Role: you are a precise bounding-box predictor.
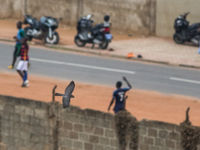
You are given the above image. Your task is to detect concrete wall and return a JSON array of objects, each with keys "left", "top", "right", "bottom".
[
  {"left": 1, "top": 0, "right": 200, "bottom": 37},
  {"left": 26, "top": 0, "right": 78, "bottom": 25},
  {"left": 0, "top": 95, "right": 200, "bottom": 150},
  {"left": 82, "top": 0, "right": 156, "bottom": 35},
  {"left": 0, "top": 0, "right": 24, "bottom": 18},
  {"left": 156, "top": 0, "right": 200, "bottom": 37},
  {"left": 0, "top": 0, "right": 156, "bottom": 35}
]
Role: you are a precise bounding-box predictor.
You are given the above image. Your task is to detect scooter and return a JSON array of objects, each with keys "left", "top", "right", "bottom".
[
  {"left": 74, "top": 14, "right": 112, "bottom": 49},
  {"left": 23, "top": 14, "right": 60, "bottom": 44},
  {"left": 173, "top": 12, "right": 200, "bottom": 45}
]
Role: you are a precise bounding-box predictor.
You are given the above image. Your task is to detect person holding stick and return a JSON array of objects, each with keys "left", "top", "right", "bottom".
[{"left": 108, "top": 76, "right": 132, "bottom": 114}]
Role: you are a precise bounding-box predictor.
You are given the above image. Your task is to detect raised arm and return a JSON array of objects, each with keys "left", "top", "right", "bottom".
[{"left": 123, "top": 76, "right": 132, "bottom": 89}]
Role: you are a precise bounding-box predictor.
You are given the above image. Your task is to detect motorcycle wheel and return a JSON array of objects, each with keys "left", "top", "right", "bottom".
[
  {"left": 173, "top": 34, "right": 184, "bottom": 44},
  {"left": 44, "top": 32, "right": 59, "bottom": 44},
  {"left": 24, "top": 27, "right": 33, "bottom": 41},
  {"left": 74, "top": 36, "right": 86, "bottom": 47},
  {"left": 99, "top": 40, "right": 109, "bottom": 49}
]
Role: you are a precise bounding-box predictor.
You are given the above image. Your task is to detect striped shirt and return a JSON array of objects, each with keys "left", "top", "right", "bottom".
[{"left": 20, "top": 44, "right": 29, "bottom": 61}]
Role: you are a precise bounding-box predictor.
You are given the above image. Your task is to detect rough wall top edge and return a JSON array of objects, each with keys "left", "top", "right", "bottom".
[{"left": 0, "top": 94, "right": 186, "bottom": 128}]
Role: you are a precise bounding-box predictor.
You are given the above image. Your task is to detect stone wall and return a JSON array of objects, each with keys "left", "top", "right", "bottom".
[
  {"left": 0, "top": 95, "right": 51, "bottom": 150},
  {"left": 0, "top": 95, "right": 200, "bottom": 150},
  {"left": 55, "top": 104, "right": 119, "bottom": 150},
  {"left": 138, "top": 120, "right": 182, "bottom": 150},
  {"left": 0, "top": 95, "right": 119, "bottom": 150}
]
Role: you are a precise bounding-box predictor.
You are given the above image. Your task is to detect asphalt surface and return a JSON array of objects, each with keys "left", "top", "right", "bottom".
[{"left": 1, "top": 42, "right": 200, "bottom": 98}]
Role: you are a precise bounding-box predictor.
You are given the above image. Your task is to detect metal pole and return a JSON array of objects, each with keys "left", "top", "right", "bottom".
[{"left": 52, "top": 85, "right": 57, "bottom": 102}]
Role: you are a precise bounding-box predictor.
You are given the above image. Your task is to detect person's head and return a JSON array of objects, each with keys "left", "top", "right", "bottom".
[
  {"left": 104, "top": 15, "right": 110, "bottom": 22},
  {"left": 16, "top": 21, "right": 22, "bottom": 29},
  {"left": 116, "top": 81, "right": 122, "bottom": 89}
]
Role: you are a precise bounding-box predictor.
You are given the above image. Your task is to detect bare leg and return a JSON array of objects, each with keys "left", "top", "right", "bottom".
[
  {"left": 11, "top": 44, "right": 21, "bottom": 67},
  {"left": 11, "top": 55, "right": 17, "bottom": 67}
]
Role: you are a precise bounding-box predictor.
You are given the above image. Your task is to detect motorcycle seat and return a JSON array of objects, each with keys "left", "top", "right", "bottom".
[
  {"left": 188, "top": 23, "right": 200, "bottom": 31},
  {"left": 91, "top": 24, "right": 104, "bottom": 34}
]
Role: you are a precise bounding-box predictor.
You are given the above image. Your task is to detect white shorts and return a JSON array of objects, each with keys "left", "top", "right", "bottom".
[{"left": 16, "top": 60, "right": 28, "bottom": 71}]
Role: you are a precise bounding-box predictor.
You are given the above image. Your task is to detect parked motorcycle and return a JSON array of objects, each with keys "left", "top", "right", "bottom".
[
  {"left": 23, "top": 15, "right": 59, "bottom": 44},
  {"left": 173, "top": 12, "right": 200, "bottom": 45},
  {"left": 74, "top": 14, "right": 112, "bottom": 49}
]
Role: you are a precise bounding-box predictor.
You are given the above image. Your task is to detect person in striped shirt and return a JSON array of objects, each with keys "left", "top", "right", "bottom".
[{"left": 16, "top": 38, "right": 29, "bottom": 87}]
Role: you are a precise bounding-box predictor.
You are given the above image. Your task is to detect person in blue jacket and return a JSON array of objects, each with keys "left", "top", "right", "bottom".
[
  {"left": 8, "top": 21, "right": 25, "bottom": 69},
  {"left": 108, "top": 76, "right": 132, "bottom": 114}
]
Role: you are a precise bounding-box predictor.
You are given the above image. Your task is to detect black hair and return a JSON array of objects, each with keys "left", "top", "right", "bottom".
[
  {"left": 116, "top": 81, "right": 122, "bottom": 88},
  {"left": 104, "top": 15, "right": 110, "bottom": 22},
  {"left": 17, "top": 21, "right": 22, "bottom": 29}
]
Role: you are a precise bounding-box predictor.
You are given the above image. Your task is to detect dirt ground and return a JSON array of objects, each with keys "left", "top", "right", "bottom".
[
  {"left": 0, "top": 19, "right": 200, "bottom": 127},
  {"left": 1, "top": 71, "right": 200, "bottom": 126}
]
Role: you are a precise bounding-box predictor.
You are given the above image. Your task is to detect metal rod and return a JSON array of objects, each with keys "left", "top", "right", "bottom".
[{"left": 52, "top": 85, "right": 57, "bottom": 102}]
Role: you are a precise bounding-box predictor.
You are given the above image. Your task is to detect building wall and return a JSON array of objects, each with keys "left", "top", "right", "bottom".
[
  {"left": 0, "top": 0, "right": 155, "bottom": 35},
  {"left": 1, "top": 0, "right": 200, "bottom": 37},
  {"left": 156, "top": 0, "right": 200, "bottom": 37},
  {"left": 26, "top": 0, "right": 78, "bottom": 25},
  {"left": 81, "top": 0, "right": 156, "bottom": 35},
  {"left": 0, "top": 0, "right": 24, "bottom": 18}
]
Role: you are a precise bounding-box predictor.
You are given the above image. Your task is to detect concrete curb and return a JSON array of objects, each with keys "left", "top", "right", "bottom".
[
  {"left": 1, "top": 38, "right": 200, "bottom": 69},
  {"left": 44, "top": 44, "right": 200, "bottom": 69}
]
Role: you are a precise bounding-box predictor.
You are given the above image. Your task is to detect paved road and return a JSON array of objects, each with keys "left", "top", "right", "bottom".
[{"left": 1, "top": 42, "right": 200, "bottom": 98}]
